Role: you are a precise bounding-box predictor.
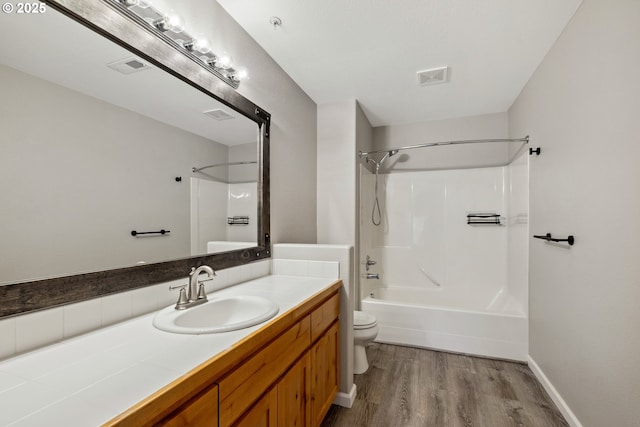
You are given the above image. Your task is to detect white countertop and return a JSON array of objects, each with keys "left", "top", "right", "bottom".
[{"left": 0, "top": 275, "right": 338, "bottom": 426}]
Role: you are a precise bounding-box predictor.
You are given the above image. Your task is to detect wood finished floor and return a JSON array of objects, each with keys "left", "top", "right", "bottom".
[{"left": 321, "top": 343, "right": 568, "bottom": 427}]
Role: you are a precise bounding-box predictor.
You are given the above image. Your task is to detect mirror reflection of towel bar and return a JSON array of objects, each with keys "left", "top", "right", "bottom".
[{"left": 131, "top": 229, "right": 170, "bottom": 236}]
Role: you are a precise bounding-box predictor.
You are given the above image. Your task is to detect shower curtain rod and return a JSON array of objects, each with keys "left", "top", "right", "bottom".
[
  {"left": 358, "top": 136, "right": 529, "bottom": 158},
  {"left": 192, "top": 160, "right": 257, "bottom": 173}
]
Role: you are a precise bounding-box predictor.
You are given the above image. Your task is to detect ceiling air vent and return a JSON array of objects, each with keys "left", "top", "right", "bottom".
[
  {"left": 203, "top": 109, "right": 235, "bottom": 121},
  {"left": 107, "top": 57, "right": 152, "bottom": 75},
  {"left": 417, "top": 66, "right": 449, "bottom": 86}
]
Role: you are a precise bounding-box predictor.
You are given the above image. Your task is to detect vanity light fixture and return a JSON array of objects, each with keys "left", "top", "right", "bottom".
[{"left": 110, "top": 0, "right": 247, "bottom": 88}]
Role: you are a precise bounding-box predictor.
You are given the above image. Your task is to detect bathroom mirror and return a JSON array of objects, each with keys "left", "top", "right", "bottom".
[{"left": 0, "top": 0, "right": 270, "bottom": 318}]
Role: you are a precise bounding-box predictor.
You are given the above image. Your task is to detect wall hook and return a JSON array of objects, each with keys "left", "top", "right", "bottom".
[
  {"left": 529, "top": 147, "right": 541, "bottom": 156},
  {"left": 533, "top": 233, "right": 574, "bottom": 246}
]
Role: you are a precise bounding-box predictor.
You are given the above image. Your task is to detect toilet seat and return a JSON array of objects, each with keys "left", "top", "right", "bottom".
[{"left": 354, "top": 310, "right": 377, "bottom": 329}]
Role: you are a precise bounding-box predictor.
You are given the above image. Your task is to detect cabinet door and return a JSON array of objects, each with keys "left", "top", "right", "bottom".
[
  {"left": 310, "top": 321, "right": 339, "bottom": 427},
  {"left": 277, "top": 352, "right": 311, "bottom": 427},
  {"left": 233, "top": 387, "right": 277, "bottom": 427},
  {"left": 157, "top": 384, "right": 219, "bottom": 427}
]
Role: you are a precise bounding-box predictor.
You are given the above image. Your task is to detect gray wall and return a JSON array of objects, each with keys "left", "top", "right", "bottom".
[
  {"left": 151, "top": 0, "right": 318, "bottom": 245},
  {"left": 317, "top": 100, "right": 357, "bottom": 246},
  {"left": 509, "top": 1, "right": 640, "bottom": 425}
]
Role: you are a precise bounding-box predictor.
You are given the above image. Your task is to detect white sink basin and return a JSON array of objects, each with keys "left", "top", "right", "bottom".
[{"left": 153, "top": 295, "right": 279, "bottom": 334}]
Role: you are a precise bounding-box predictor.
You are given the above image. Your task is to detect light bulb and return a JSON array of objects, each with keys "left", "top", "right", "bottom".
[
  {"left": 193, "top": 37, "right": 211, "bottom": 54},
  {"left": 155, "top": 10, "right": 185, "bottom": 33},
  {"left": 215, "top": 52, "right": 233, "bottom": 70},
  {"left": 165, "top": 13, "right": 184, "bottom": 33},
  {"left": 231, "top": 68, "right": 248, "bottom": 82}
]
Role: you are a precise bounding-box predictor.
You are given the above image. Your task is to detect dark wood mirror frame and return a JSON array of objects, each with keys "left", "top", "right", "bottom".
[{"left": 0, "top": 0, "right": 271, "bottom": 318}]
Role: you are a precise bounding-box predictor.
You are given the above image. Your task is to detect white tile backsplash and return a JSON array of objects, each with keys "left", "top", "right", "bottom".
[
  {"left": 15, "top": 309, "right": 63, "bottom": 354},
  {"left": 63, "top": 300, "right": 102, "bottom": 339},
  {"left": 307, "top": 261, "right": 324, "bottom": 277},
  {"left": 322, "top": 261, "right": 340, "bottom": 278},
  {"left": 0, "top": 260, "right": 273, "bottom": 361},
  {"left": 272, "top": 259, "right": 340, "bottom": 279},
  {"left": 101, "top": 293, "right": 133, "bottom": 327},
  {"left": 0, "top": 318, "right": 16, "bottom": 359},
  {"left": 130, "top": 285, "right": 161, "bottom": 317}
]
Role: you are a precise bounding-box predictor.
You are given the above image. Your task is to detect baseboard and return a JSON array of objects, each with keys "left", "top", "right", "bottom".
[
  {"left": 527, "top": 356, "right": 583, "bottom": 427},
  {"left": 333, "top": 384, "right": 357, "bottom": 408}
]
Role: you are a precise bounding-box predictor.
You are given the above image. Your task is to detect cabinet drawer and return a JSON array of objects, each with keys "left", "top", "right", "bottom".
[
  {"left": 156, "top": 383, "right": 218, "bottom": 427},
  {"left": 219, "top": 316, "right": 311, "bottom": 426},
  {"left": 310, "top": 292, "right": 339, "bottom": 343}
]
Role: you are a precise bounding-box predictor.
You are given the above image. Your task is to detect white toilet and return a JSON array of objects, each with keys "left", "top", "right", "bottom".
[{"left": 353, "top": 310, "right": 378, "bottom": 374}]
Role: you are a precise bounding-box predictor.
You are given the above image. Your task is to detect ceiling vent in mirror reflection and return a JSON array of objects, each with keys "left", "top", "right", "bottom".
[
  {"left": 417, "top": 66, "right": 449, "bottom": 86},
  {"left": 203, "top": 108, "right": 235, "bottom": 121},
  {"left": 107, "top": 56, "right": 153, "bottom": 75}
]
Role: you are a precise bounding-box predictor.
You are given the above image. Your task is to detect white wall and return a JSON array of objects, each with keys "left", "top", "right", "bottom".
[
  {"left": 151, "top": 0, "right": 318, "bottom": 245},
  {"left": 509, "top": 1, "right": 640, "bottom": 425}
]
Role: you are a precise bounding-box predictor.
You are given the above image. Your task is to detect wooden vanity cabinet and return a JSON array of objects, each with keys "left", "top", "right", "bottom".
[
  {"left": 310, "top": 321, "right": 339, "bottom": 426},
  {"left": 233, "top": 387, "right": 277, "bottom": 427},
  {"left": 229, "top": 291, "right": 340, "bottom": 427},
  {"left": 277, "top": 353, "right": 311, "bottom": 427},
  {"left": 156, "top": 384, "right": 219, "bottom": 427},
  {"left": 107, "top": 283, "right": 341, "bottom": 427}
]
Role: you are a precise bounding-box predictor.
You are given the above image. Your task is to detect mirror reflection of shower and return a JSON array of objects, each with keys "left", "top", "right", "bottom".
[{"left": 365, "top": 150, "right": 398, "bottom": 226}]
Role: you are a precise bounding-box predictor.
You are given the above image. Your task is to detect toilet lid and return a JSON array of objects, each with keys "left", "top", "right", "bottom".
[{"left": 354, "top": 310, "right": 377, "bottom": 328}]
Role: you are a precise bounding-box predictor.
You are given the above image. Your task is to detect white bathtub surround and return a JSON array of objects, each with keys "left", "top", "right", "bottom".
[
  {"left": 190, "top": 178, "right": 258, "bottom": 256},
  {"left": 359, "top": 157, "right": 528, "bottom": 360},
  {"left": 363, "top": 287, "right": 527, "bottom": 361},
  {"left": 273, "top": 244, "right": 356, "bottom": 408},
  {"left": 0, "top": 260, "right": 271, "bottom": 360},
  {"left": 0, "top": 275, "right": 337, "bottom": 426}
]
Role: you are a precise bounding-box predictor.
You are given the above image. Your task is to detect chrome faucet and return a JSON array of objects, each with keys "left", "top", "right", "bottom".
[{"left": 170, "top": 265, "right": 215, "bottom": 310}]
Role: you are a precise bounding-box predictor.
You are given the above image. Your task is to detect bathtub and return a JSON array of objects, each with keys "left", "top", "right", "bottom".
[{"left": 362, "top": 286, "right": 528, "bottom": 361}]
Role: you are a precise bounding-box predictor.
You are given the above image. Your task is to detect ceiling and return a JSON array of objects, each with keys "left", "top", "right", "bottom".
[{"left": 217, "top": 0, "right": 582, "bottom": 127}]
